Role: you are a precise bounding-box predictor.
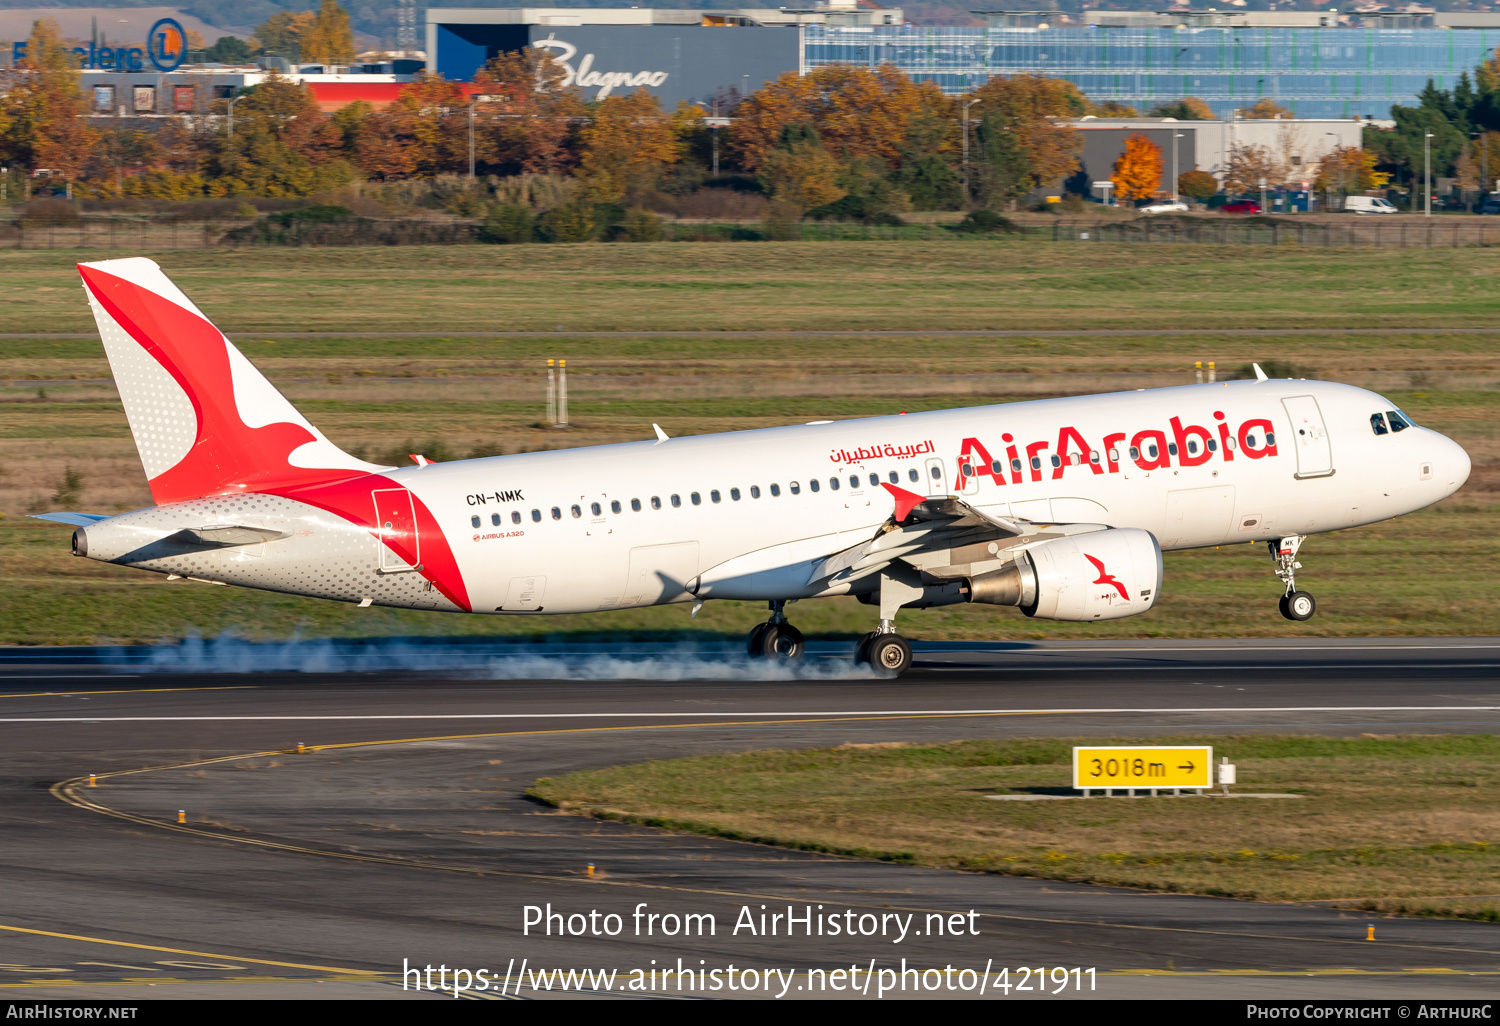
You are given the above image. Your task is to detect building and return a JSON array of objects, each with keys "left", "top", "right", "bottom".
[
  {"left": 1065, "top": 116, "right": 1367, "bottom": 200},
  {"left": 72, "top": 62, "right": 425, "bottom": 118},
  {"left": 426, "top": 6, "right": 1500, "bottom": 119}
]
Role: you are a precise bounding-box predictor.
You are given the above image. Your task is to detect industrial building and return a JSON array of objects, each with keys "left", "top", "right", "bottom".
[{"left": 427, "top": 5, "right": 1500, "bottom": 118}]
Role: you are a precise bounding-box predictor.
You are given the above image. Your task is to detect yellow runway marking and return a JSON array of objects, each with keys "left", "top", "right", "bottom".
[
  {"left": 0, "top": 924, "right": 376, "bottom": 976},
  {"left": 49, "top": 715, "right": 1500, "bottom": 966},
  {"left": 0, "top": 686, "right": 257, "bottom": 699}
]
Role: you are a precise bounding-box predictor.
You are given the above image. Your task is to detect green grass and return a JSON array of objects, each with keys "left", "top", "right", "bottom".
[
  {"left": 530, "top": 734, "right": 1500, "bottom": 913},
  {"left": 8, "top": 240, "right": 1500, "bottom": 332}
]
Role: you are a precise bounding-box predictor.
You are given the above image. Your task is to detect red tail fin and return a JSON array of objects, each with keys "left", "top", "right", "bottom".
[{"left": 79, "top": 258, "right": 384, "bottom": 505}]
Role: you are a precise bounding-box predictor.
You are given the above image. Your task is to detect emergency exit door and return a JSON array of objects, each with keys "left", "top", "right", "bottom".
[
  {"left": 1281, "top": 396, "right": 1334, "bottom": 479},
  {"left": 372, "top": 488, "right": 420, "bottom": 571}
]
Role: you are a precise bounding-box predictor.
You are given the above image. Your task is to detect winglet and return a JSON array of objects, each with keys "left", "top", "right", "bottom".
[
  {"left": 409, "top": 454, "right": 432, "bottom": 466},
  {"left": 880, "top": 482, "right": 926, "bottom": 522},
  {"left": 652, "top": 423, "right": 669, "bottom": 443},
  {"left": 1252, "top": 363, "right": 1269, "bottom": 381}
]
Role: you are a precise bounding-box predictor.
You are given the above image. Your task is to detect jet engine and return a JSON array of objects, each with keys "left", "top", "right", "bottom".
[{"left": 966, "top": 528, "right": 1162, "bottom": 622}]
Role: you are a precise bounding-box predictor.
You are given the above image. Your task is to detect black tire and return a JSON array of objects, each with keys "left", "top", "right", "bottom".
[
  {"left": 1284, "top": 590, "right": 1316, "bottom": 621},
  {"left": 1278, "top": 594, "right": 1292, "bottom": 620},
  {"left": 746, "top": 622, "right": 772, "bottom": 658},
  {"left": 866, "top": 634, "right": 912, "bottom": 677},
  {"left": 853, "top": 631, "right": 878, "bottom": 664},
  {"left": 760, "top": 623, "right": 805, "bottom": 661}
]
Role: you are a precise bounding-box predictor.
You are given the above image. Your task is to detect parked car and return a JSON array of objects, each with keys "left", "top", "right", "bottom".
[
  {"left": 1137, "top": 199, "right": 1189, "bottom": 214},
  {"left": 1344, "top": 196, "right": 1400, "bottom": 215},
  {"left": 1480, "top": 198, "right": 1500, "bottom": 215},
  {"left": 1220, "top": 200, "right": 1263, "bottom": 213}
]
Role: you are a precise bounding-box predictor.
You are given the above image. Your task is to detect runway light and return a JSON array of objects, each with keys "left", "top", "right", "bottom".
[
  {"left": 297, "top": 742, "right": 306, "bottom": 754},
  {"left": 177, "top": 810, "right": 186, "bottom": 824},
  {"left": 1366, "top": 924, "right": 1376, "bottom": 941},
  {"left": 586, "top": 864, "right": 595, "bottom": 877},
  {"left": 88, "top": 773, "right": 96, "bottom": 787}
]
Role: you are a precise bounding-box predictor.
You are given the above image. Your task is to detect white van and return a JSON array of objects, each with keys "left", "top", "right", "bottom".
[{"left": 1344, "top": 196, "right": 1400, "bottom": 214}]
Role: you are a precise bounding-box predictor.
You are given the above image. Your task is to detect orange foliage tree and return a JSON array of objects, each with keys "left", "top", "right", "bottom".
[
  {"left": 355, "top": 75, "right": 472, "bottom": 179},
  {"left": 0, "top": 18, "right": 96, "bottom": 181},
  {"left": 474, "top": 49, "right": 584, "bottom": 175},
  {"left": 1111, "top": 133, "right": 1163, "bottom": 202},
  {"left": 576, "top": 90, "right": 697, "bottom": 201},
  {"left": 729, "top": 64, "right": 952, "bottom": 172}
]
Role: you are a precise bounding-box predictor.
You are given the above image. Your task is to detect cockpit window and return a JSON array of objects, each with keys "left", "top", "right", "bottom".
[
  {"left": 1370, "top": 412, "right": 1389, "bottom": 436},
  {"left": 1386, "top": 409, "right": 1411, "bottom": 432}
]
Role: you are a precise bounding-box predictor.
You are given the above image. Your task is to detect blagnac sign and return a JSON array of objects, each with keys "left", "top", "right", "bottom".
[{"left": 532, "top": 34, "right": 668, "bottom": 98}]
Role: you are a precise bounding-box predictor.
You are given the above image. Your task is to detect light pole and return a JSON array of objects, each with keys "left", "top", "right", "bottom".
[
  {"left": 961, "top": 98, "right": 981, "bottom": 201},
  {"left": 705, "top": 115, "right": 731, "bottom": 178},
  {"left": 1472, "top": 130, "right": 1489, "bottom": 210},
  {"left": 226, "top": 91, "right": 243, "bottom": 139},
  {"left": 1424, "top": 131, "right": 1435, "bottom": 216},
  {"left": 1171, "top": 132, "right": 1184, "bottom": 202}
]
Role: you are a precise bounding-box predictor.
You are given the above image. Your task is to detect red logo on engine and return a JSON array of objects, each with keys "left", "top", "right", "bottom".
[{"left": 1085, "top": 554, "right": 1130, "bottom": 601}]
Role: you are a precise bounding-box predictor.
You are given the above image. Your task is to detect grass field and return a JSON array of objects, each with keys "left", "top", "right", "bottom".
[
  {"left": 530, "top": 734, "right": 1500, "bottom": 918},
  {"left": 1, "top": 239, "right": 1497, "bottom": 644}
]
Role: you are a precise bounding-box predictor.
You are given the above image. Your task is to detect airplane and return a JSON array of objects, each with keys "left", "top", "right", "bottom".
[{"left": 35, "top": 257, "right": 1472, "bottom": 677}]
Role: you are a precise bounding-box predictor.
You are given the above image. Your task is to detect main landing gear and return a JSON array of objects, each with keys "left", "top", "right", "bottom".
[
  {"left": 1270, "top": 535, "right": 1317, "bottom": 622},
  {"left": 747, "top": 600, "right": 805, "bottom": 661},
  {"left": 855, "top": 621, "right": 913, "bottom": 677}
]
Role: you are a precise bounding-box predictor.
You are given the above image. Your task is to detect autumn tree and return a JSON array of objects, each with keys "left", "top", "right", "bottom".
[
  {"left": 255, "top": 10, "right": 316, "bottom": 58},
  {"left": 355, "top": 75, "right": 471, "bottom": 179},
  {"left": 300, "top": 0, "right": 355, "bottom": 65},
  {"left": 1177, "top": 168, "right": 1219, "bottom": 201},
  {"left": 204, "top": 72, "right": 352, "bottom": 195},
  {"left": 474, "top": 49, "right": 583, "bottom": 175},
  {"left": 729, "top": 64, "right": 951, "bottom": 173},
  {"left": 759, "top": 122, "right": 846, "bottom": 213},
  {"left": 1090, "top": 100, "right": 1139, "bottom": 117},
  {"left": 1223, "top": 142, "right": 1284, "bottom": 193},
  {"left": 576, "top": 90, "right": 698, "bottom": 203},
  {"left": 1111, "top": 133, "right": 1162, "bottom": 202},
  {"left": 1313, "top": 144, "right": 1391, "bottom": 193},
  {"left": 1149, "top": 97, "right": 1214, "bottom": 120},
  {"left": 1243, "top": 97, "right": 1292, "bottom": 119},
  {"left": 0, "top": 18, "right": 95, "bottom": 181},
  {"left": 964, "top": 74, "right": 1085, "bottom": 194}
]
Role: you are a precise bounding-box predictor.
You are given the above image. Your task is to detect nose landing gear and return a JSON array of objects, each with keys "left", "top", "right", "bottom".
[
  {"left": 1270, "top": 536, "right": 1316, "bottom": 621},
  {"left": 747, "top": 600, "right": 805, "bottom": 661}
]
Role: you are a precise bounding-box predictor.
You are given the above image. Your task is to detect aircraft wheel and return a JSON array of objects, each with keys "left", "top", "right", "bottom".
[
  {"left": 1282, "top": 590, "right": 1316, "bottom": 622},
  {"left": 746, "top": 622, "right": 772, "bottom": 657},
  {"left": 760, "top": 623, "right": 805, "bottom": 661},
  {"left": 866, "top": 634, "right": 912, "bottom": 678}
]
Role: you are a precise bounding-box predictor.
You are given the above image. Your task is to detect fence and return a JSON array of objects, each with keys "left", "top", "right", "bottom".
[
  {"left": 0, "top": 218, "right": 485, "bottom": 249},
  {"left": 1050, "top": 218, "right": 1500, "bottom": 249}
]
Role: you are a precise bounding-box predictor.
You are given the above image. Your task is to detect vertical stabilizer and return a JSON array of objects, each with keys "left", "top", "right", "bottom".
[{"left": 78, "top": 258, "right": 386, "bottom": 505}]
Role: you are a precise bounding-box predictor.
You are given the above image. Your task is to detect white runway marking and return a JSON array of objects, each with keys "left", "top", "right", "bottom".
[{"left": 2, "top": 705, "right": 1499, "bottom": 723}]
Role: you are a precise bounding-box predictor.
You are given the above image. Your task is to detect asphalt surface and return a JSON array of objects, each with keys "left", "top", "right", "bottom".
[
  {"left": 2, "top": 637, "right": 1499, "bottom": 1001},
  {"left": 7, "top": 327, "right": 1500, "bottom": 340}
]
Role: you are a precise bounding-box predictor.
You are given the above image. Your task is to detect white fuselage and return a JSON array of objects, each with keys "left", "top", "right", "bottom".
[{"left": 86, "top": 378, "right": 1470, "bottom": 617}]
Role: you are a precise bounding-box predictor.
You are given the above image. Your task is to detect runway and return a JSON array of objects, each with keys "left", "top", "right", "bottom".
[{"left": 3, "top": 637, "right": 1499, "bottom": 1000}]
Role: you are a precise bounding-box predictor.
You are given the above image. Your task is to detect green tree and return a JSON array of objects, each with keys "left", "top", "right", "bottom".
[
  {"left": 759, "top": 122, "right": 846, "bottom": 213},
  {"left": 1177, "top": 169, "right": 1219, "bottom": 201},
  {"left": 971, "top": 114, "right": 1031, "bottom": 208},
  {"left": 1149, "top": 97, "right": 1215, "bottom": 120},
  {"left": 203, "top": 36, "right": 255, "bottom": 64}
]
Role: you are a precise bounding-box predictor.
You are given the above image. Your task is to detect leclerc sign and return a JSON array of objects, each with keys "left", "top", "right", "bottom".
[{"left": 12, "top": 17, "right": 187, "bottom": 73}]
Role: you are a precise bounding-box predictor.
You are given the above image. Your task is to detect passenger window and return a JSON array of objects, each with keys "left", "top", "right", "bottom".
[
  {"left": 869, "top": 473, "right": 879, "bottom": 487},
  {"left": 1224, "top": 438, "right": 1236, "bottom": 451},
  {"left": 891, "top": 470, "right": 901, "bottom": 483},
  {"left": 531, "top": 509, "right": 542, "bottom": 522},
  {"left": 1089, "top": 450, "right": 1100, "bottom": 464},
  {"left": 1069, "top": 453, "right": 1081, "bottom": 466},
  {"left": 1245, "top": 434, "right": 1258, "bottom": 448},
  {"left": 908, "top": 468, "right": 919, "bottom": 482},
  {"left": 590, "top": 502, "right": 601, "bottom": 516},
  {"left": 731, "top": 488, "right": 741, "bottom": 501},
  {"left": 1147, "top": 444, "right": 1159, "bottom": 458},
  {"left": 830, "top": 478, "right": 840, "bottom": 491},
  {"left": 1050, "top": 454, "right": 1061, "bottom": 468},
  {"left": 470, "top": 515, "right": 480, "bottom": 528},
  {"left": 809, "top": 479, "right": 820, "bottom": 493},
  {"left": 770, "top": 483, "right": 780, "bottom": 497},
  {"left": 1386, "top": 410, "right": 1411, "bottom": 432},
  {"left": 1011, "top": 458, "right": 1022, "bottom": 472},
  {"left": 1128, "top": 446, "right": 1139, "bottom": 460},
  {"left": 1206, "top": 439, "right": 1217, "bottom": 452},
  {"left": 651, "top": 496, "right": 661, "bottom": 510},
  {"left": 930, "top": 466, "right": 941, "bottom": 479},
  {"left": 1108, "top": 448, "right": 1120, "bottom": 462},
  {"left": 711, "top": 490, "right": 721, "bottom": 503},
  {"left": 610, "top": 500, "right": 621, "bottom": 514},
  {"left": 511, "top": 510, "right": 522, "bottom": 524},
  {"left": 1186, "top": 440, "right": 1198, "bottom": 455},
  {"left": 491, "top": 513, "right": 501, "bottom": 526},
  {"left": 849, "top": 475, "right": 859, "bottom": 488},
  {"left": 990, "top": 461, "right": 1002, "bottom": 475},
  {"left": 750, "top": 485, "right": 760, "bottom": 499},
  {"left": 630, "top": 498, "right": 641, "bottom": 512},
  {"left": 691, "top": 492, "right": 701, "bottom": 505},
  {"left": 551, "top": 507, "right": 561, "bottom": 520},
  {"left": 1168, "top": 443, "right": 1178, "bottom": 456},
  {"left": 790, "top": 481, "right": 800, "bottom": 494},
  {"left": 670, "top": 494, "right": 681, "bottom": 507},
  {"left": 1266, "top": 432, "right": 1276, "bottom": 446},
  {"left": 1030, "top": 456, "right": 1041, "bottom": 470}
]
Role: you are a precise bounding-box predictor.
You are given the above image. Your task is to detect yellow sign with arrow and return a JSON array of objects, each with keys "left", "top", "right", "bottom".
[{"left": 1072, "top": 746, "right": 1213, "bottom": 789}]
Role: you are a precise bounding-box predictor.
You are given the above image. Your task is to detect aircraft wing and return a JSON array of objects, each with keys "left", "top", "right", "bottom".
[
  {"left": 29, "top": 512, "right": 110, "bottom": 527},
  {"left": 807, "top": 485, "right": 1109, "bottom": 588}
]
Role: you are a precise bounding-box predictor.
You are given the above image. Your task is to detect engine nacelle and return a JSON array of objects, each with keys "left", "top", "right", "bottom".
[{"left": 966, "top": 528, "right": 1161, "bottom": 622}]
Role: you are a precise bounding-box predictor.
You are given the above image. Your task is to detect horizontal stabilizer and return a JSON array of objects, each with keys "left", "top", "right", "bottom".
[{"left": 29, "top": 512, "right": 110, "bottom": 527}]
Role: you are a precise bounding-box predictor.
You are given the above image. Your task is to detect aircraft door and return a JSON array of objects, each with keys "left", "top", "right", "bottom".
[
  {"left": 372, "top": 488, "right": 420, "bottom": 571},
  {"left": 1281, "top": 395, "right": 1334, "bottom": 478},
  {"left": 924, "top": 457, "right": 948, "bottom": 496}
]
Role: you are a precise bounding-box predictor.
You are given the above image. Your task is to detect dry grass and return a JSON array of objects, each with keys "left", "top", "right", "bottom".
[{"left": 531, "top": 735, "right": 1500, "bottom": 912}]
